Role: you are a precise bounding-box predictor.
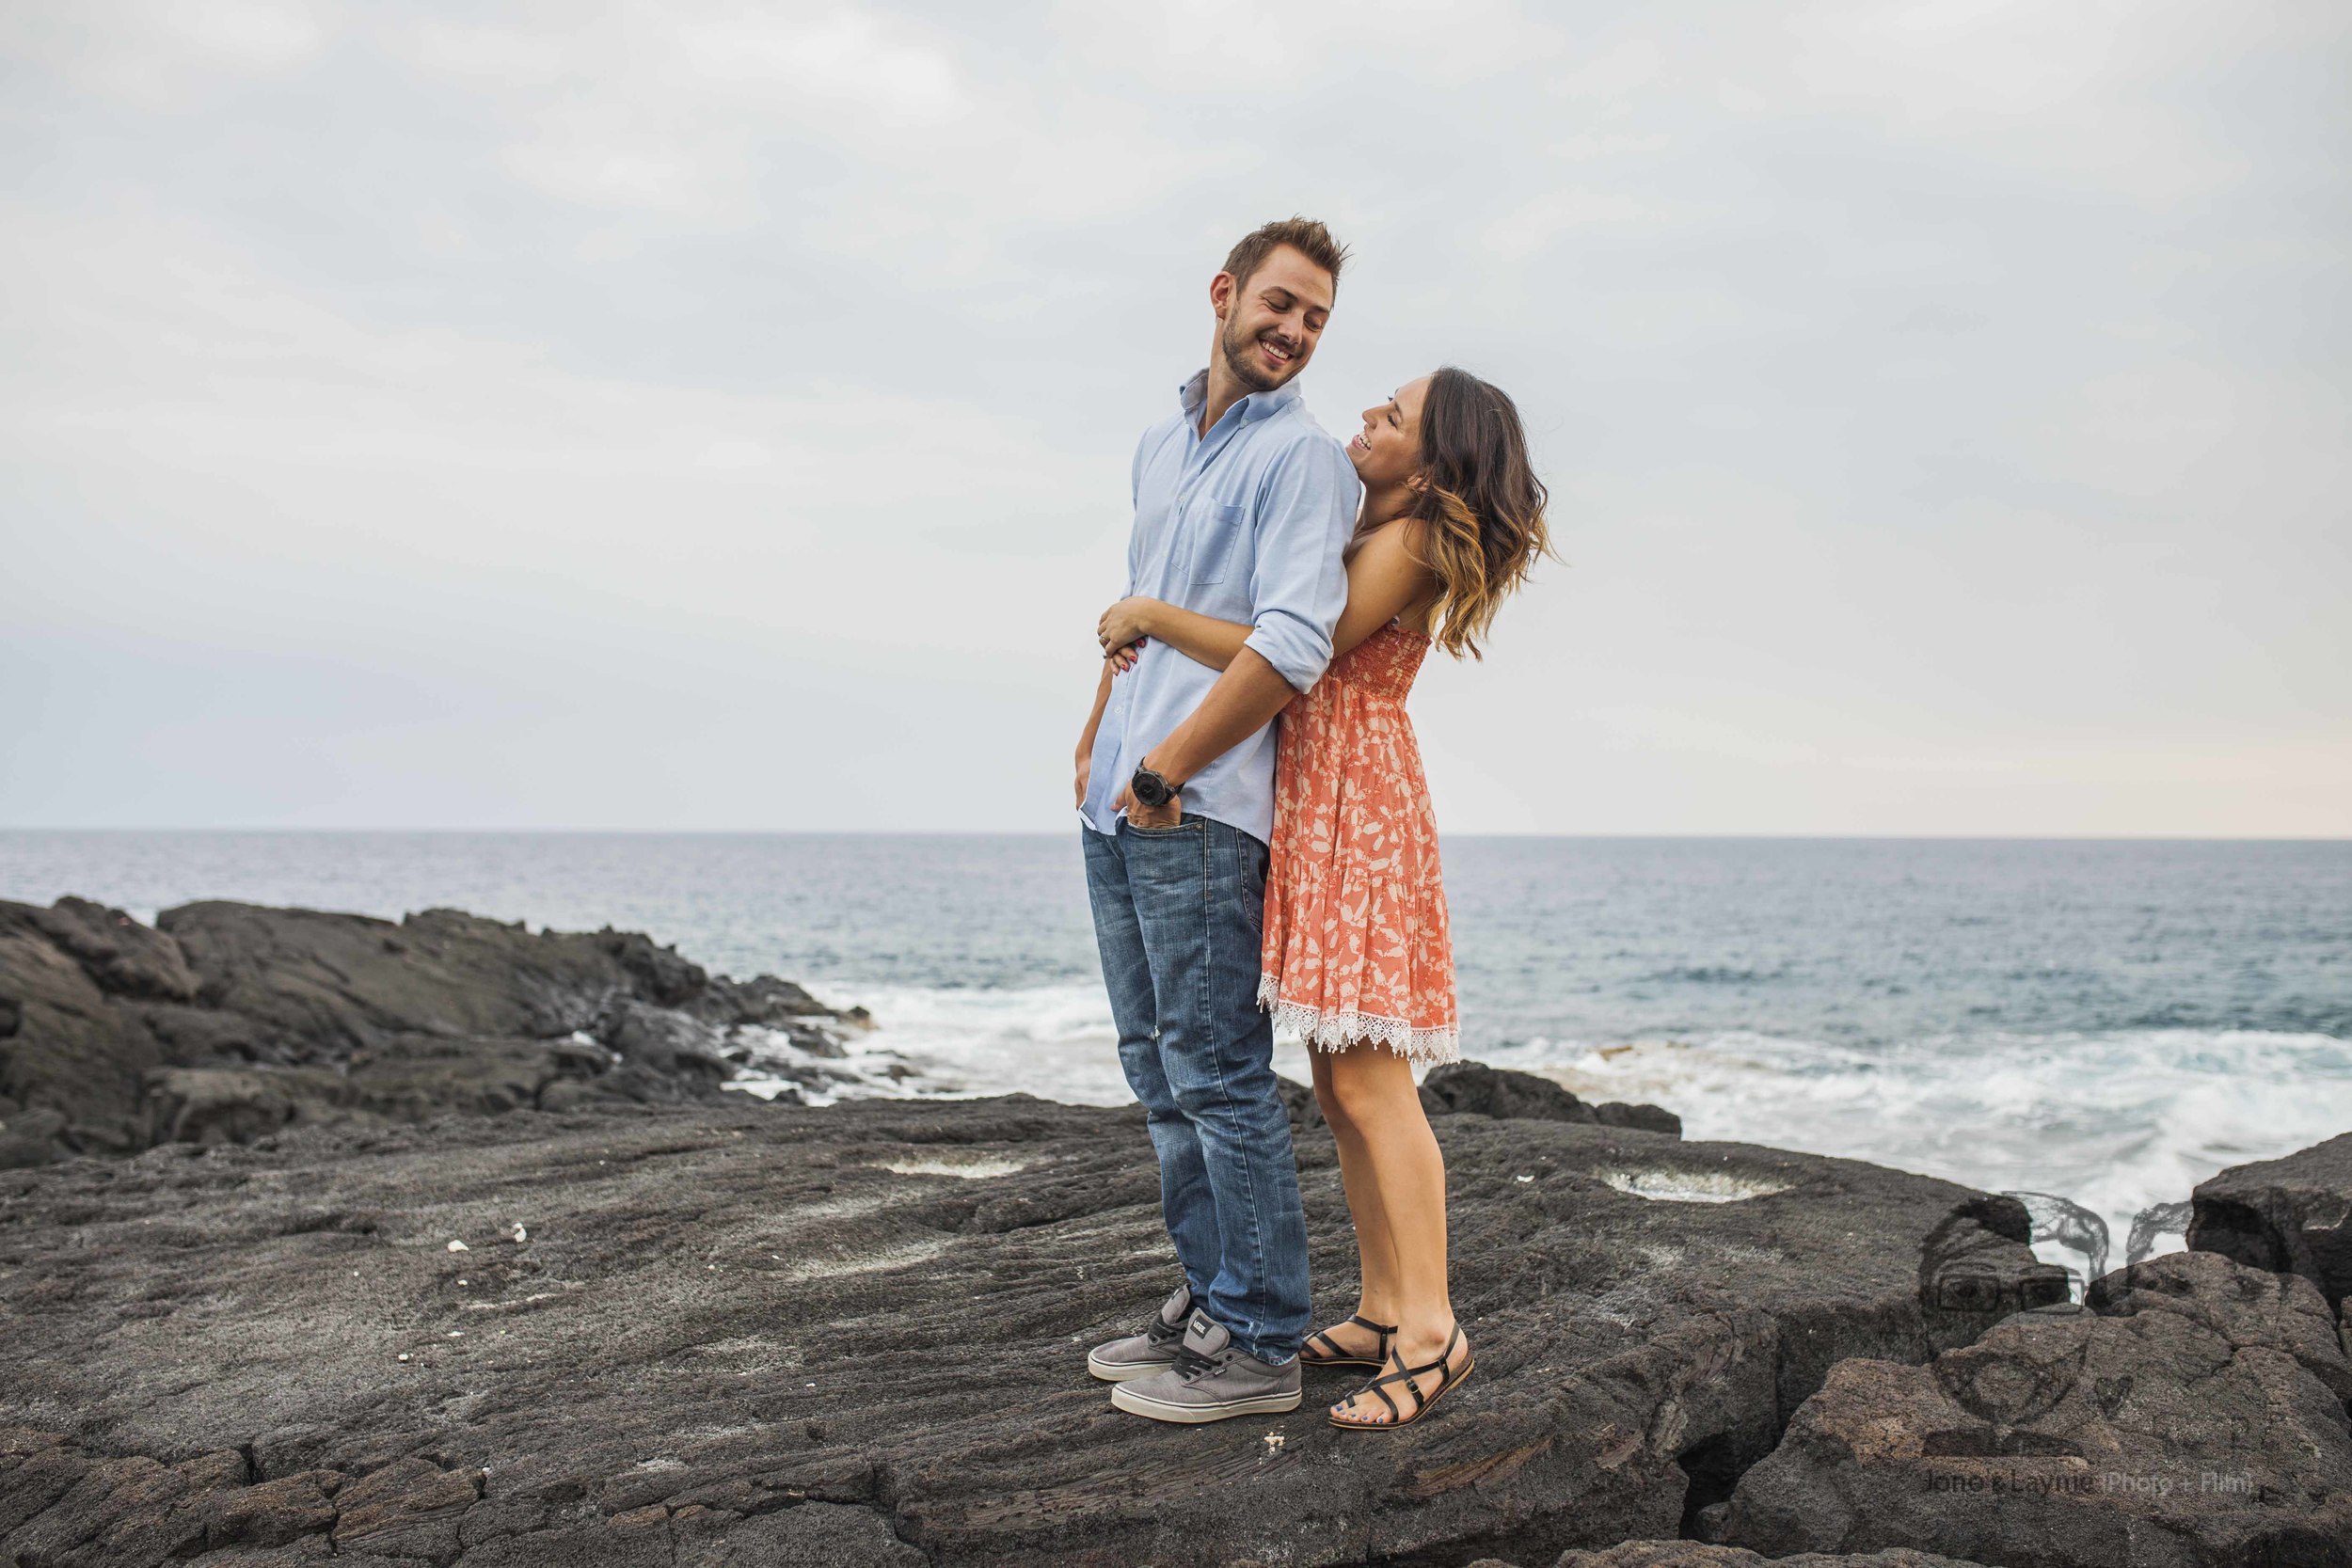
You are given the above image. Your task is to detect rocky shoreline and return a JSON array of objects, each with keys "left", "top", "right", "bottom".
[
  {"left": 2, "top": 898, "right": 2346, "bottom": 1566},
  {"left": 0, "top": 896, "right": 885, "bottom": 1169}
]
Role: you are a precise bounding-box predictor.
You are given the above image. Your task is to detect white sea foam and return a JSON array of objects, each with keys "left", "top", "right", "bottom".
[
  {"left": 1490, "top": 1025, "right": 2352, "bottom": 1280},
  {"left": 750, "top": 980, "right": 2351, "bottom": 1287}
]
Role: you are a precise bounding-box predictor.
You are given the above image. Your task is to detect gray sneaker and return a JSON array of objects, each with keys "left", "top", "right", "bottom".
[
  {"left": 1086, "top": 1282, "right": 1193, "bottom": 1383},
  {"left": 1108, "top": 1309, "right": 1302, "bottom": 1423}
]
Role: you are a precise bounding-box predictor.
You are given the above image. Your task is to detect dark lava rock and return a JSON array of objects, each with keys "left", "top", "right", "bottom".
[
  {"left": 2088, "top": 1246, "right": 2352, "bottom": 1402},
  {"left": 1716, "top": 1247, "right": 2352, "bottom": 1567},
  {"left": 0, "top": 1107, "right": 70, "bottom": 1169},
  {"left": 1596, "top": 1101, "right": 1683, "bottom": 1137},
  {"left": 1552, "top": 1544, "right": 1990, "bottom": 1567},
  {"left": 0, "top": 900, "right": 858, "bottom": 1163},
  {"left": 1276, "top": 1073, "right": 1324, "bottom": 1129},
  {"left": 1421, "top": 1061, "right": 1680, "bottom": 1136},
  {"left": 2188, "top": 1130, "right": 2352, "bottom": 1308},
  {"left": 0, "top": 1095, "right": 2042, "bottom": 1566}
]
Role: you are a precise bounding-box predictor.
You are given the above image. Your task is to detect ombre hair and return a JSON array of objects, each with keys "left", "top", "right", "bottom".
[{"left": 1360, "top": 367, "right": 1552, "bottom": 660}]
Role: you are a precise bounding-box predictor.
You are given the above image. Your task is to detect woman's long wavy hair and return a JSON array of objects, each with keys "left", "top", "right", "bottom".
[{"left": 1353, "top": 367, "right": 1552, "bottom": 660}]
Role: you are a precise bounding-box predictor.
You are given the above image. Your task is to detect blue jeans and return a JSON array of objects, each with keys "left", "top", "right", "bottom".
[{"left": 1083, "top": 816, "right": 1310, "bottom": 1364}]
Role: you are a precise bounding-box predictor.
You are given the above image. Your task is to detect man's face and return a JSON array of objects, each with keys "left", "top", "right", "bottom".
[{"left": 1213, "top": 245, "right": 1334, "bottom": 393}]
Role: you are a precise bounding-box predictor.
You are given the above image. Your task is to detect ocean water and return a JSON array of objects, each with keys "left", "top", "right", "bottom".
[{"left": 5, "top": 832, "right": 2347, "bottom": 1287}]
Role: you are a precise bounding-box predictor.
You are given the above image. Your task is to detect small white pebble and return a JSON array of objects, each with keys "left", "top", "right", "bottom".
[
  {"left": 1264, "top": 1433, "right": 1284, "bottom": 1452},
  {"left": 1515, "top": 1175, "right": 1534, "bottom": 1184},
  {"left": 447, "top": 1240, "right": 469, "bottom": 1253},
  {"left": 510, "top": 1222, "right": 528, "bottom": 1242},
  {"left": 448, "top": 1331, "right": 463, "bottom": 1338},
  {"left": 397, "top": 1353, "right": 410, "bottom": 1362},
  {"left": 456, "top": 1279, "right": 468, "bottom": 1287}
]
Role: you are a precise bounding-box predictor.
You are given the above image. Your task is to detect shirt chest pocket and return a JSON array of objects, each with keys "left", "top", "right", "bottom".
[{"left": 1188, "top": 501, "right": 1247, "bottom": 586}]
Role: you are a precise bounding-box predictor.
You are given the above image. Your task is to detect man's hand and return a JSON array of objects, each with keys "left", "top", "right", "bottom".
[
  {"left": 1113, "top": 780, "right": 1183, "bottom": 830},
  {"left": 1115, "top": 758, "right": 1184, "bottom": 830}
]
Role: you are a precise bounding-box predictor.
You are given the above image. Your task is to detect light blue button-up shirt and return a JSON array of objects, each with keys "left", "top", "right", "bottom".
[{"left": 1081, "top": 370, "right": 1359, "bottom": 845}]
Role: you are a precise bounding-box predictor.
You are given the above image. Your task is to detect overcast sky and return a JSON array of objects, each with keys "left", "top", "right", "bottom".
[{"left": 3, "top": 1, "right": 2346, "bottom": 836}]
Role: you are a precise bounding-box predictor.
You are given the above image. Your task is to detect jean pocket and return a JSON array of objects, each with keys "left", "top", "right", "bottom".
[
  {"left": 1124, "top": 814, "right": 1202, "bottom": 837},
  {"left": 1189, "top": 501, "right": 1246, "bottom": 585}
]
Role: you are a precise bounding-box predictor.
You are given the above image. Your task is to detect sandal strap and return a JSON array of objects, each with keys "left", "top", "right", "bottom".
[
  {"left": 1306, "top": 1315, "right": 1399, "bottom": 1362},
  {"left": 1336, "top": 1328, "right": 1470, "bottom": 1426},
  {"left": 1361, "top": 1326, "right": 1463, "bottom": 1390},
  {"left": 1356, "top": 1327, "right": 1465, "bottom": 1419}
]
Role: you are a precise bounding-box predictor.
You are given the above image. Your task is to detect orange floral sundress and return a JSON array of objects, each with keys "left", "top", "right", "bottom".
[{"left": 1258, "top": 621, "right": 1459, "bottom": 1063}]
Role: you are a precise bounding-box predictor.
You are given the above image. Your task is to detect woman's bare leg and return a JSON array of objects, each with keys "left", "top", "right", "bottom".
[
  {"left": 1311, "top": 1049, "right": 1400, "bottom": 1354},
  {"left": 1322, "top": 1042, "right": 1468, "bottom": 1422}
]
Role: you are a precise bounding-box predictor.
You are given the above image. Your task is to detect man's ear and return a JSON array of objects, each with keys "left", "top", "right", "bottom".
[{"left": 1208, "top": 270, "right": 1235, "bottom": 321}]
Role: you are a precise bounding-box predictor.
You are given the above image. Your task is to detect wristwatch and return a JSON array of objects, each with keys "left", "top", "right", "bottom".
[{"left": 1129, "top": 766, "right": 1180, "bottom": 810}]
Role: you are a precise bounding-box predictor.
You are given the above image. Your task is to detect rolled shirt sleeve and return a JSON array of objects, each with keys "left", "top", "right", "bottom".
[{"left": 1242, "top": 437, "right": 1359, "bottom": 692}]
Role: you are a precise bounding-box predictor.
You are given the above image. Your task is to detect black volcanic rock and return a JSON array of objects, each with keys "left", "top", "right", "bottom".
[
  {"left": 1421, "top": 1061, "right": 1681, "bottom": 1136},
  {"left": 156, "top": 902, "right": 651, "bottom": 1053},
  {"left": 20, "top": 895, "right": 201, "bottom": 1003},
  {"left": 0, "top": 900, "right": 178, "bottom": 1155},
  {"left": 1715, "top": 1245, "right": 2352, "bottom": 1567},
  {"left": 0, "top": 899, "right": 859, "bottom": 1163},
  {"left": 0, "top": 1097, "right": 2042, "bottom": 1567},
  {"left": 1596, "top": 1101, "right": 1684, "bottom": 1137},
  {"left": 1423, "top": 1060, "right": 1595, "bottom": 1121},
  {"left": 2189, "top": 1131, "right": 2352, "bottom": 1308},
  {"left": 1552, "top": 1545, "right": 1991, "bottom": 1568},
  {"left": 2089, "top": 1246, "right": 2352, "bottom": 1402}
]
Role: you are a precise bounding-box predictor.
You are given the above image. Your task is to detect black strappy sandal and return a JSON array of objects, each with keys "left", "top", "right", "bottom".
[
  {"left": 1299, "top": 1314, "right": 1397, "bottom": 1370},
  {"left": 1329, "top": 1325, "right": 1473, "bottom": 1430}
]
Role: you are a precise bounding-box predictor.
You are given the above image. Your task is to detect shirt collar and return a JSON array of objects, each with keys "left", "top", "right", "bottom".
[{"left": 1177, "top": 369, "right": 1301, "bottom": 429}]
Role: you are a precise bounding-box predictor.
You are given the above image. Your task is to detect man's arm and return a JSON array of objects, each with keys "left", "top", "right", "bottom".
[
  {"left": 1120, "top": 646, "right": 1295, "bottom": 819},
  {"left": 1124, "top": 438, "right": 1357, "bottom": 824}
]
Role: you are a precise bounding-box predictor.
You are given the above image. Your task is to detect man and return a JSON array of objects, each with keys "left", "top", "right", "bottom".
[{"left": 1074, "top": 217, "right": 1359, "bottom": 1423}]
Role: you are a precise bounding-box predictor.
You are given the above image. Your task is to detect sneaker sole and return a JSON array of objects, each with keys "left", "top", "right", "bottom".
[
  {"left": 1087, "top": 1354, "right": 1175, "bottom": 1384},
  {"left": 1107, "top": 1383, "right": 1304, "bottom": 1423}
]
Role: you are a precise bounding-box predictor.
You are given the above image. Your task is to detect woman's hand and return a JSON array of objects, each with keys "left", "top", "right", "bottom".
[
  {"left": 1098, "top": 596, "right": 1161, "bottom": 656},
  {"left": 1107, "top": 639, "right": 1144, "bottom": 674}
]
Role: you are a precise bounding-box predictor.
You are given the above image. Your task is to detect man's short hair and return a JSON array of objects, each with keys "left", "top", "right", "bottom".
[{"left": 1221, "top": 217, "right": 1349, "bottom": 293}]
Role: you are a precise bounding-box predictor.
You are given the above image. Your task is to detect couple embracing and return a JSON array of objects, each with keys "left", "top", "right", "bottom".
[{"left": 1074, "top": 217, "right": 1549, "bottom": 1430}]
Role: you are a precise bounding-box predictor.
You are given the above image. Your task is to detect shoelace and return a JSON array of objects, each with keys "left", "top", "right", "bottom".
[{"left": 1171, "top": 1343, "right": 1226, "bottom": 1381}]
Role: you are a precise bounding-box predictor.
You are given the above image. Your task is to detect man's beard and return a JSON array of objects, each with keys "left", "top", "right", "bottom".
[{"left": 1219, "top": 317, "right": 1297, "bottom": 393}]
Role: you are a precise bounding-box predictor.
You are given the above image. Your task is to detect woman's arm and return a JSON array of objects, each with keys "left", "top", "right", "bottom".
[
  {"left": 1098, "top": 519, "right": 1434, "bottom": 674},
  {"left": 1325, "top": 519, "right": 1434, "bottom": 659},
  {"left": 1099, "top": 597, "right": 1252, "bottom": 672}
]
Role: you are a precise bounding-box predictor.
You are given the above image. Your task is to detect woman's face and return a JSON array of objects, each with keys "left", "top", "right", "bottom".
[{"left": 1347, "top": 375, "right": 1431, "bottom": 492}]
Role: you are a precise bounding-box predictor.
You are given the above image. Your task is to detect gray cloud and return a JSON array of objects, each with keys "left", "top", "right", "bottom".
[{"left": 3, "top": 0, "right": 2346, "bottom": 832}]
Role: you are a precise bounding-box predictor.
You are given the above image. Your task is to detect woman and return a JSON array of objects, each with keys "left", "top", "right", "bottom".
[{"left": 1095, "top": 366, "right": 1549, "bottom": 1429}]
